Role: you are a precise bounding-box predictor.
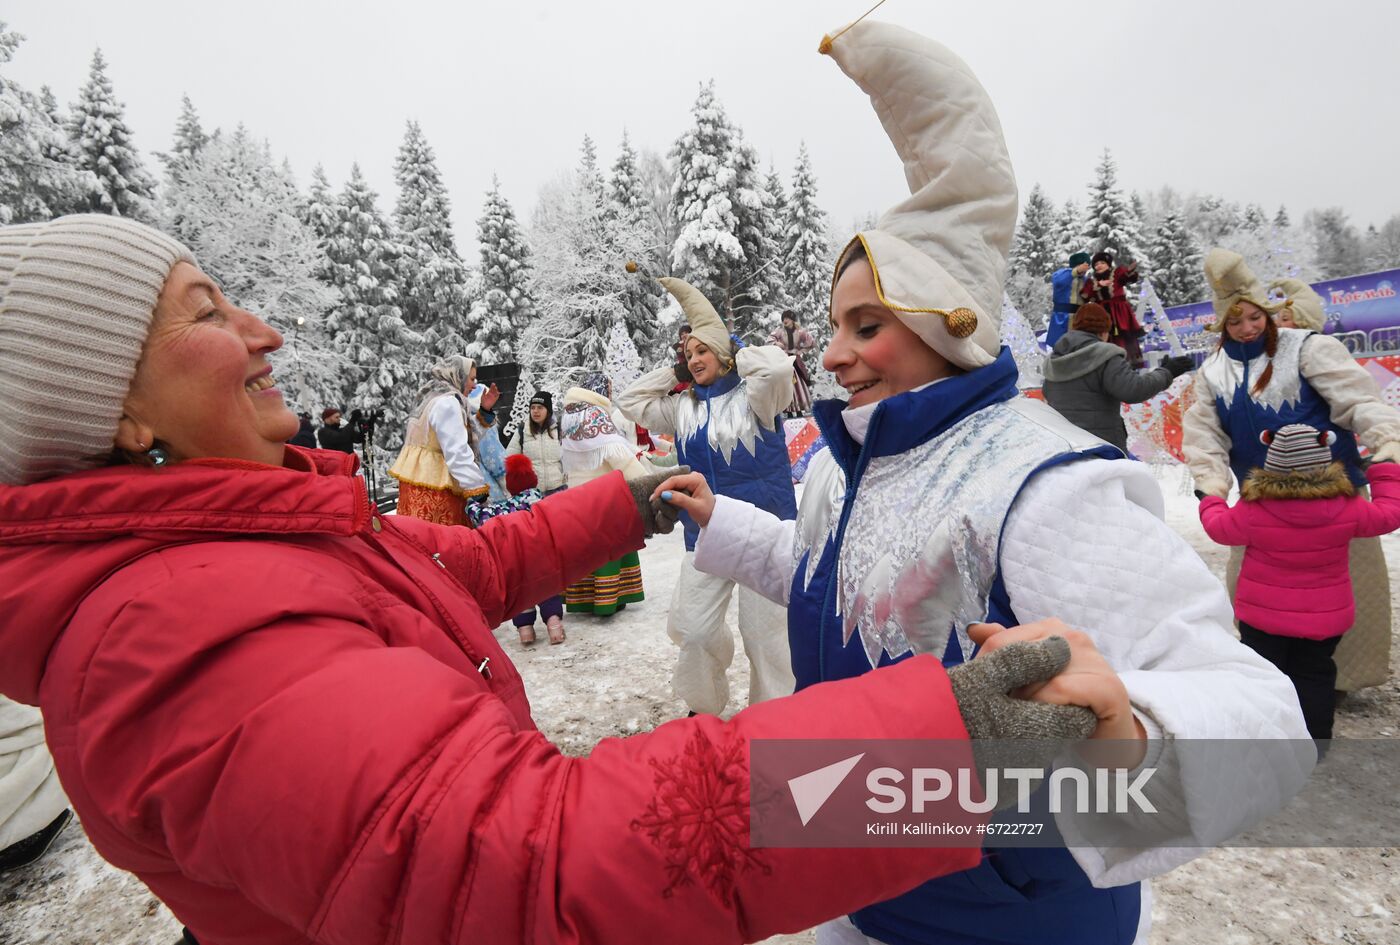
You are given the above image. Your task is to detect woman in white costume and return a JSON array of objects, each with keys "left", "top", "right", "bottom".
[
  {"left": 655, "top": 20, "right": 1312, "bottom": 945},
  {"left": 616, "top": 278, "right": 797, "bottom": 716}
]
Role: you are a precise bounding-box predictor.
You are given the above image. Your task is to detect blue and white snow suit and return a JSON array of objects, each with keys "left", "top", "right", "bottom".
[{"left": 616, "top": 345, "right": 799, "bottom": 713}]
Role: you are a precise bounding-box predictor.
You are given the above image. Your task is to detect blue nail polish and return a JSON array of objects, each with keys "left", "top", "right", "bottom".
[{"left": 661, "top": 491, "right": 673, "bottom": 501}]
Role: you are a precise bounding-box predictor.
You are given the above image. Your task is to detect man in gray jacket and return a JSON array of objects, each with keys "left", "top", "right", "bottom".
[{"left": 1042, "top": 303, "right": 1194, "bottom": 453}]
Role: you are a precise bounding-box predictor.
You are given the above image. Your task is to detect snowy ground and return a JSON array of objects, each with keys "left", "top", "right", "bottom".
[{"left": 2, "top": 464, "right": 1397, "bottom": 944}]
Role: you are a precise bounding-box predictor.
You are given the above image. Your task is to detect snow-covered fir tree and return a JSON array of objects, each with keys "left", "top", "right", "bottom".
[
  {"left": 1306, "top": 207, "right": 1365, "bottom": 278},
  {"left": 159, "top": 94, "right": 208, "bottom": 183},
  {"left": 1241, "top": 203, "right": 1269, "bottom": 231},
  {"left": 393, "top": 120, "right": 470, "bottom": 358},
  {"left": 67, "top": 48, "right": 156, "bottom": 219},
  {"left": 1190, "top": 194, "right": 1240, "bottom": 247},
  {"left": 783, "top": 143, "right": 832, "bottom": 344},
  {"left": 669, "top": 82, "right": 772, "bottom": 336},
  {"left": 468, "top": 176, "right": 535, "bottom": 362},
  {"left": 322, "top": 164, "right": 417, "bottom": 438},
  {"left": 604, "top": 317, "right": 642, "bottom": 393},
  {"left": 1219, "top": 222, "right": 1318, "bottom": 286},
  {"left": 303, "top": 164, "right": 338, "bottom": 247},
  {"left": 0, "top": 22, "right": 97, "bottom": 223},
  {"left": 1081, "top": 149, "right": 1149, "bottom": 267},
  {"left": 607, "top": 131, "right": 666, "bottom": 358},
  {"left": 1148, "top": 211, "right": 1206, "bottom": 307},
  {"left": 1057, "top": 198, "right": 1086, "bottom": 259},
  {"left": 1363, "top": 215, "right": 1400, "bottom": 271},
  {"left": 159, "top": 127, "right": 342, "bottom": 413},
  {"left": 1274, "top": 205, "right": 1291, "bottom": 229},
  {"left": 1010, "top": 183, "right": 1061, "bottom": 279},
  {"left": 1005, "top": 183, "right": 1060, "bottom": 321}
]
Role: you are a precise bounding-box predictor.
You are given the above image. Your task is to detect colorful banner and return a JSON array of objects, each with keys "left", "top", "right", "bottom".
[{"left": 784, "top": 417, "right": 826, "bottom": 482}]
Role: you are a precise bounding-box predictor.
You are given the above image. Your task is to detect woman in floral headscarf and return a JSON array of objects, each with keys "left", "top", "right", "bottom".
[
  {"left": 560, "top": 386, "right": 653, "bottom": 616},
  {"left": 389, "top": 355, "right": 497, "bottom": 526}
]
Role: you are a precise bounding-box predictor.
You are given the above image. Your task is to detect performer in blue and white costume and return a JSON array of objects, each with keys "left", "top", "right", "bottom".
[
  {"left": 660, "top": 20, "right": 1312, "bottom": 945},
  {"left": 1184, "top": 251, "right": 1400, "bottom": 692},
  {"left": 615, "top": 277, "right": 797, "bottom": 715}
]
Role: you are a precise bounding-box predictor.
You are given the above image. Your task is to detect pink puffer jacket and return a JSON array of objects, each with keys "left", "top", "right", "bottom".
[{"left": 1199, "top": 462, "right": 1400, "bottom": 638}]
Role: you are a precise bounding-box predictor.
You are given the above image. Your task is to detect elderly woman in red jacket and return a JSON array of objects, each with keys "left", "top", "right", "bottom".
[{"left": 0, "top": 216, "right": 1092, "bottom": 945}]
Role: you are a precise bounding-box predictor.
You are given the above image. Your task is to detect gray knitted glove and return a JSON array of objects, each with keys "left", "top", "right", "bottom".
[
  {"left": 947, "top": 636, "right": 1098, "bottom": 742},
  {"left": 627, "top": 466, "right": 691, "bottom": 537}
]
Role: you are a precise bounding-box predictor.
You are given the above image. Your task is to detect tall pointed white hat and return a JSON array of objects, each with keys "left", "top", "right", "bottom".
[{"left": 821, "top": 21, "right": 1016, "bottom": 370}]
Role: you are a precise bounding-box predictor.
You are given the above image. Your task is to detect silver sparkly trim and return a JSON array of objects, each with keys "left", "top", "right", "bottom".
[
  {"left": 794, "top": 450, "right": 846, "bottom": 588},
  {"left": 1199, "top": 328, "right": 1307, "bottom": 414},
  {"left": 674, "top": 382, "right": 763, "bottom": 462},
  {"left": 795, "top": 398, "right": 1104, "bottom": 670}
]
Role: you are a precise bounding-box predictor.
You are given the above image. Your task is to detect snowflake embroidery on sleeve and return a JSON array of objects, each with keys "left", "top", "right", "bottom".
[{"left": 629, "top": 728, "right": 771, "bottom": 905}]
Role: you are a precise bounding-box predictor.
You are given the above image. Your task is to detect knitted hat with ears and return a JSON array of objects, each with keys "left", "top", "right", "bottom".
[
  {"left": 1270, "top": 277, "right": 1326, "bottom": 332},
  {"left": 1261, "top": 423, "right": 1337, "bottom": 473},
  {"left": 1203, "top": 248, "right": 1281, "bottom": 332},
  {"left": 821, "top": 20, "right": 1015, "bottom": 371}
]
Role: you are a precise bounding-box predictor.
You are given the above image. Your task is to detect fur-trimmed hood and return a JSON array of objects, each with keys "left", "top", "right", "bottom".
[{"left": 1241, "top": 462, "right": 1356, "bottom": 502}]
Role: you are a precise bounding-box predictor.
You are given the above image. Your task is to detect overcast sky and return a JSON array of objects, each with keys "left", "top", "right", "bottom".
[{"left": 7, "top": 0, "right": 1399, "bottom": 251}]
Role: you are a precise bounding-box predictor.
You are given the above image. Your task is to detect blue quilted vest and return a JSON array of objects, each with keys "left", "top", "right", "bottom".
[
  {"left": 673, "top": 370, "right": 796, "bottom": 551},
  {"left": 787, "top": 350, "right": 1139, "bottom": 945}
]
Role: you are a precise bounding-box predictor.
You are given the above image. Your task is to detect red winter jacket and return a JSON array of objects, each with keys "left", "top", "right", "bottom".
[
  {"left": 1199, "top": 462, "right": 1400, "bottom": 638},
  {"left": 0, "top": 448, "right": 979, "bottom": 945}
]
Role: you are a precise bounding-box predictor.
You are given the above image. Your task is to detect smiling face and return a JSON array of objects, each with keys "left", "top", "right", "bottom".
[
  {"left": 115, "top": 262, "right": 298, "bottom": 466},
  {"left": 822, "top": 257, "right": 958, "bottom": 409},
  {"left": 1093, "top": 261, "right": 1111, "bottom": 276},
  {"left": 684, "top": 337, "right": 724, "bottom": 386},
  {"left": 1225, "top": 300, "right": 1269, "bottom": 343}
]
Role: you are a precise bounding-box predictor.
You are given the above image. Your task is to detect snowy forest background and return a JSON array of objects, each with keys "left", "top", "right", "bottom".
[{"left": 5, "top": 20, "right": 1400, "bottom": 448}]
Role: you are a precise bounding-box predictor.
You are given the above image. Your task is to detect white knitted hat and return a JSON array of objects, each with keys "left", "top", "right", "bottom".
[
  {"left": 820, "top": 20, "right": 1017, "bottom": 371},
  {"left": 0, "top": 214, "right": 195, "bottom": 485}
]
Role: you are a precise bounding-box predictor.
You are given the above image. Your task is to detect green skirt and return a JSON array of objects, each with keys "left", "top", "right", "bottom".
[{"left": 565, "top": 551, "right": 644, "bottom": 616}]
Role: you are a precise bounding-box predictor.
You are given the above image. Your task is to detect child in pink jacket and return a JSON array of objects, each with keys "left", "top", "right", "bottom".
[{"left": 1200, "top": 423, "right": 1400, "bottom": 740}]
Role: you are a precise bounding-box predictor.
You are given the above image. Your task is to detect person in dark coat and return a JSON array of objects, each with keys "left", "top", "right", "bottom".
[
  {"left": 1082, "top": 251, "right": 1146, "bottom": 366},
  {"left": 316, "top": 407, "right": 362, "bottom": 454},
  {"left": 1042, "top": 303, "right": 1194, "bottom": 452},
  {"left": 289, "top": 412, "right": 317, "bottom": 449}
]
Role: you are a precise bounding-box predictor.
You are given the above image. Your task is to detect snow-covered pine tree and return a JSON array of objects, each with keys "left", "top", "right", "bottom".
[
  {"left": 784, "top": 142, "right": 832, "bottom": 346},
  {"left": 1005, "top": 183, "right": 1059, "bottom": 322},
  {"left": 1148, "top": 210, "right": 1205, "bottom": 307},
  {"left": 0, "top": 22, "right": 97, "bottom": 223},
  {"left": 1363, "top": 215, "right": 1400, "bottom": 271},
  {"left": 393, "top": 120, "right": 470, "bottom": 361},
  {"left": 159, "top": 94, "right": 208, "bottom": 183},
  {"left": 1190, "top": 194, "right": 1240, "bottom": 247},
  {"left": 159, "top": 127, "right": 342, "bottom": 414},
  {"left": 1082, "top": 149, "right": 1149, "bottom": 267},
  {"left": 604, "top": 317, "right": 642, "bottom": 393},
  {"left": 1009, "top": 183, "right": 1061, "bottom": 280},
  {"left": 1241, "top": 203, "right": 1269, "bottom": 231},
  {"left": 1306, "top": 207, "right": 1365, "bottom": 278},
  {"left": 1057, "top": 197, "right": 1086, "bottom": 259},
  {"left": 669, "top": 82, "right": 769, "bottom": 334},
  {"left": 1274, "top": 205, "right": 1291, "bottom": 229},
  {"left": 303, "top": 164, "right": 338, "bottom": 246},
  {"left": 608, "top": 130, "right": 666, "bottom": 358},
  {"left": 468, "top": 175, "right": 535, "bottom": 362},
  {"left": 67, "top": 48, "right": 157, "bottom": 219},
  {"left": 322, "top": 164, "right": 417, "bottom": 438},
  {"left": 726, "top": 136, "right": 781, "bottom": 341}
]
